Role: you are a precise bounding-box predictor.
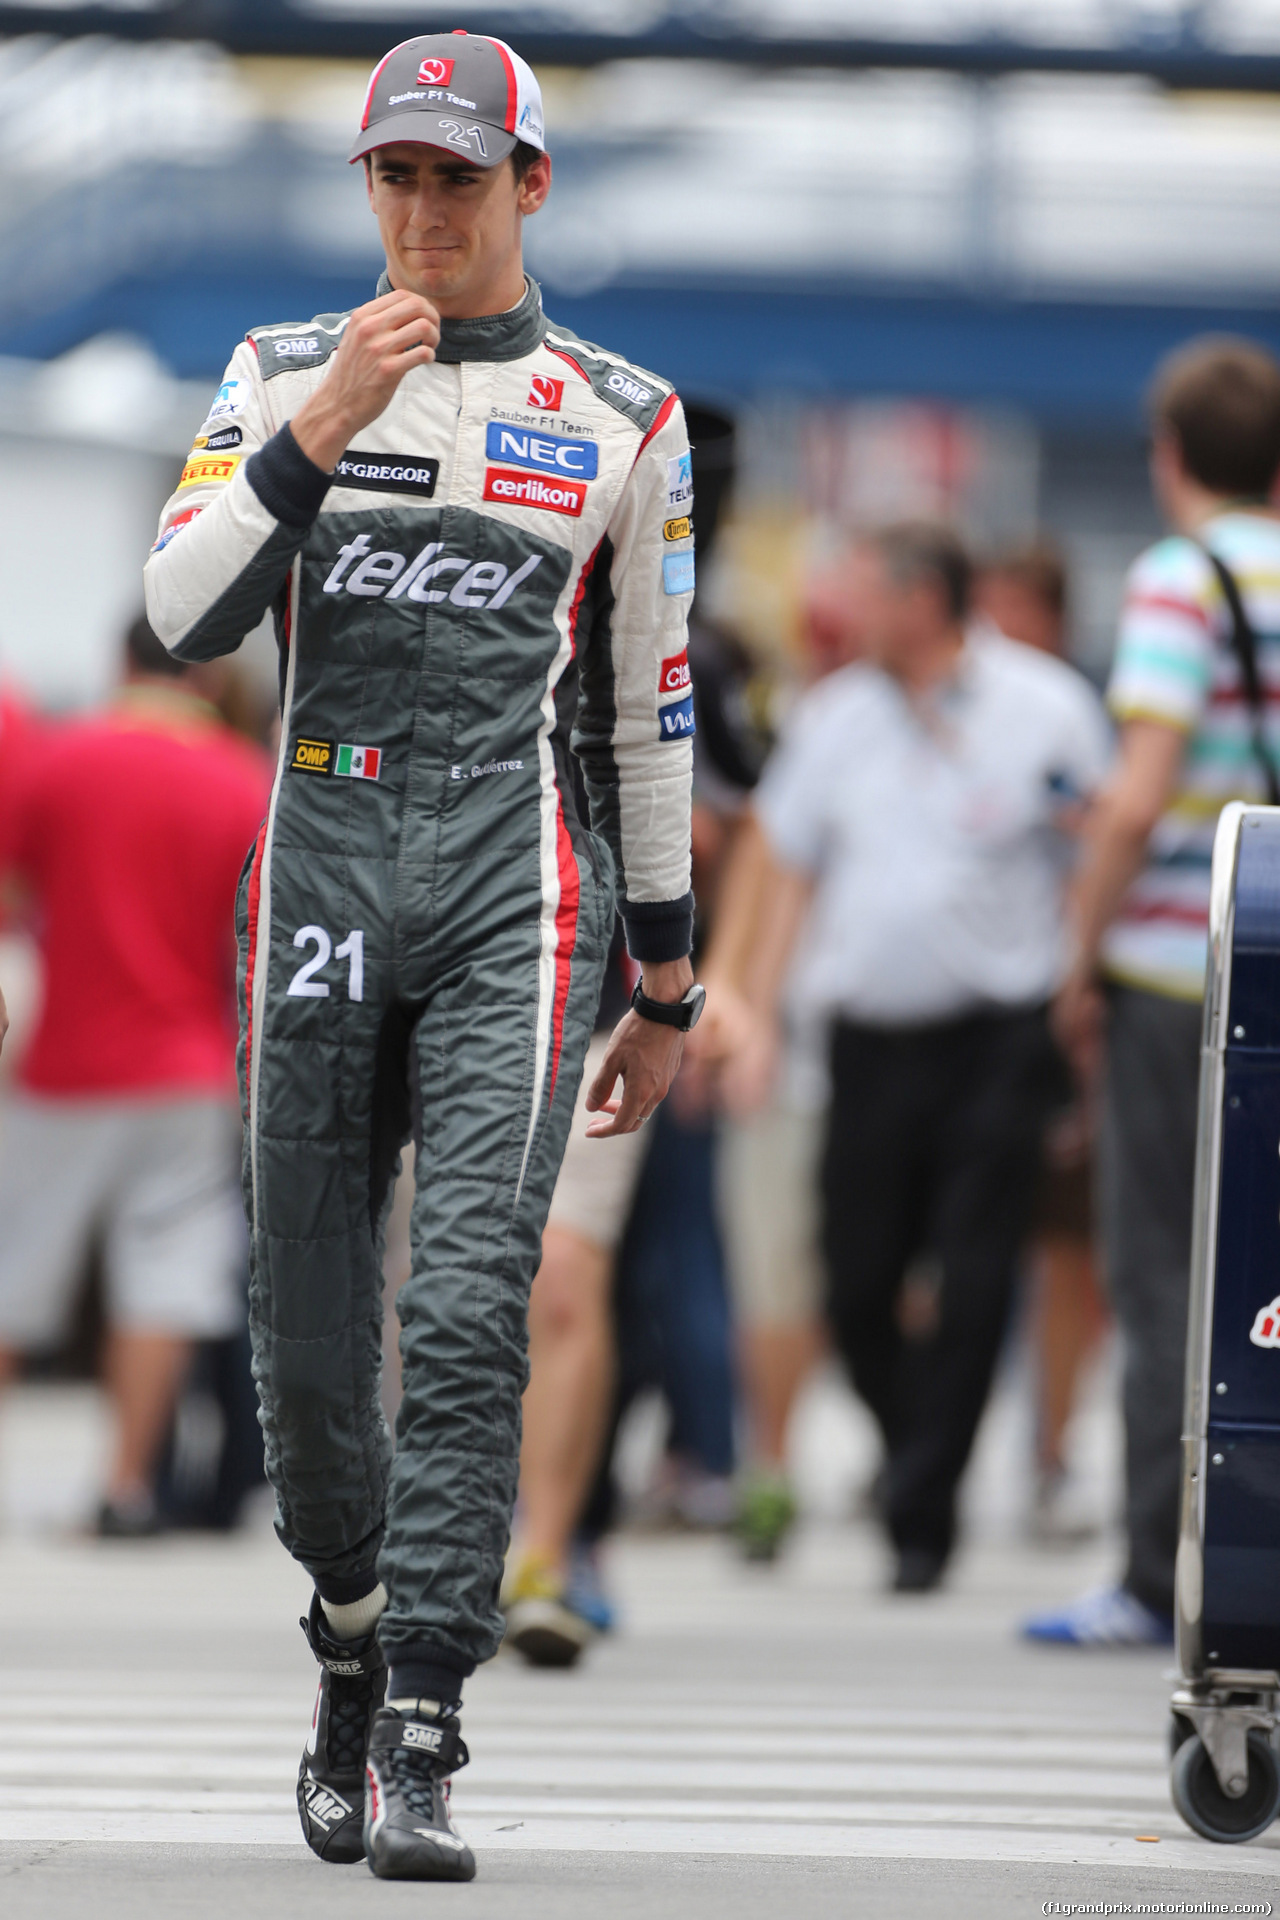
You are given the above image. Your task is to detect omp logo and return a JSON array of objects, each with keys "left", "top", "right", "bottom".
[
  {"left": 660, "top": 650, "right": 691, "bottom": 696},
  {"left": 528, "top": 374, "right": 564, "bottom": 411},
  {"left": 402, "top": 1724, "right": 445, "bottom": 1753},
  {"left": 606, "top": 370, "right": 653, "bottom": 406},
  {"left": 663, "top": 516, "right": 692, "bottom": 543},
  {"left": 484, "top": 422, "right": 598, "bottom": 479},
  {"left": 274, "top": 337, "right": 320, "bottom": 356},
  {"left": 291, "top": 737, "right": 334, "bottom": 776},
  {"left": 1251, "top": 1296, "right": 1280, "bottom": 1347},
  {"left": 483, "top": 468, "right": 585, "bottom": 518},
  {"left": 322, "top": 533, "right": 543, "bottom": 607},
  {"left": 178, "top": 454, "right": 240, "bottom": 489},
  {"left": 659, "top": 694, "right": 696, "bottom": 740},
  {"left": 303, "top": 1777, "right": 352, "bottom": 1827},
  {"left": 418, "top": 56, "right": 454, "bottom": 86}
]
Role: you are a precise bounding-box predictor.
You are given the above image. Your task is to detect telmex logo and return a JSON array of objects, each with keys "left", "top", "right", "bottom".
[
  {"left": 417, "top": 56, "right": 454, "bottom": 86},
  {"left": 528, "top": 375, "right": 563, "bottom": 411},
  {"left": 660, "top": 650, "right": 691, "bottom": 695},
  {"left": 321, "top": 532, "right": 543, "bottom": 606},
  {"left": 484, "top": 421, "right": 598, "bottom": 479},
  {"left": 178, "top": 454, "right": 240, "bottom": 489},
  {"left": 483, "top": 468, "right": 585, "bottom": 518},
  {"left": 606, "top": 370, "right": 653, "bottom": 406}
]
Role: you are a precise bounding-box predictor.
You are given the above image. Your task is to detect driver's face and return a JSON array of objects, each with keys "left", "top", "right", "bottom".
[{"left": 365, "top": 144, "right": 549, "bottom": 310}]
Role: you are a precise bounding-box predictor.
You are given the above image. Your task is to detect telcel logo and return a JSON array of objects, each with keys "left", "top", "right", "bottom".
[
  {"left": 321, "top": 532, "right": 542, "bottom": 608},
  {"left": 485, "top": 422, "right": 598, "bottom": 479}
]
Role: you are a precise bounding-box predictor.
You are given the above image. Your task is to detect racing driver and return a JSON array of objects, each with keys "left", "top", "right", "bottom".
[{"left": 143, "top": 30, "right": 701, "bottom": 1883}]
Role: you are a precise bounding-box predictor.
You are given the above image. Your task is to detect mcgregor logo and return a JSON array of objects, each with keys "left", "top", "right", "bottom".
[{"left": 321, "top": 533, "right": 542, "bottom": 607}]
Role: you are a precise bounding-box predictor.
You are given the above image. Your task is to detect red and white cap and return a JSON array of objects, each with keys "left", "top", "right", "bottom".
[{"left": 348, "top": 30, "right": 545, "bottom": 170}]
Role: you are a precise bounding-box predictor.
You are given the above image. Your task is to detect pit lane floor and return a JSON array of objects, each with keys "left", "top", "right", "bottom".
[{"left": 1, "top": 1380, "right": 1277, "bottom": 1918}]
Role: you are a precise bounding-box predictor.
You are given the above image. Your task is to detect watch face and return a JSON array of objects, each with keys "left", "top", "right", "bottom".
[{"left": 684, "top": 984, "right": 707, "bottom": 1030}]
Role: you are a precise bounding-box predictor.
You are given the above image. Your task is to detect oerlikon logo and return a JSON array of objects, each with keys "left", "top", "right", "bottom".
[
  {"left": 417, "top": 56, "right": 455, "bottom": 86},
  {"left": 1250, "top": 1296, "right": 1280, "bottom": 1347}
]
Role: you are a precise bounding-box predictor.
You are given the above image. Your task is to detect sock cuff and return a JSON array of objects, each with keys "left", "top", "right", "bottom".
[{"left": 319, "top": 1582, "right": 387, "bottom": 1642}]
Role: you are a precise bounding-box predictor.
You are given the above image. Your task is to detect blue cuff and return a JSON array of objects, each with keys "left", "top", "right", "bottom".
[
  {"left": 244, "top": 423, "right": 332, "bottom": 528},
  {"left": 623, "top": 893, "right": 695, "bottom": 963}
]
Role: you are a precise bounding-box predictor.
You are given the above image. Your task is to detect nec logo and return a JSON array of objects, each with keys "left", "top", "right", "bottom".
[
  {"left": 417, "top": 57, "right": 454, "bottom": 86},
  {"left": 528, "top": 375, "right": 564, "bottom": 411},
  {"left": 660, "top": 650, "right": 691, "bottom": 696},
  {"left": 485, "top": 422, "right": 598, "bottom": 479}
]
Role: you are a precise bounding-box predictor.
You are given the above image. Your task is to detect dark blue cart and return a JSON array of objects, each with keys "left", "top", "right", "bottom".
[{"left": 1172, "top": 802, "right": 1280, "bottom": 1842}]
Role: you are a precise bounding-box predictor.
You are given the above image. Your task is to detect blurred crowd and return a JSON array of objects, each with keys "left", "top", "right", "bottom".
[{"left": 3, "top": 331, "right": 1280, "bottom": 1668}]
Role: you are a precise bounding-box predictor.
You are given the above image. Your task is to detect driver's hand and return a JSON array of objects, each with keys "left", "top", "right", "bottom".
[
  {"left": 290, "top": 292, "right": 441, "bottom": 470},
  {"left": 584, "top": 1009, "right": 684, "bottom": 1137}
]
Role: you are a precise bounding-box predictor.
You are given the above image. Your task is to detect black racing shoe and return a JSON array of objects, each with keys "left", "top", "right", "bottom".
[
  {"left": 363, "top": 1705, "right": 476, "bottom": 1881},
  {"left": 297, "top": 1595, "right": 387, "bottom": 1864}
]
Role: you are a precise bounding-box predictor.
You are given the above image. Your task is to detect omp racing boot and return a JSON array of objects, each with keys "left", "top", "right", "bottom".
[
  {"left": 363, "top": 1703, "right": 476, "bottom": 1881},
  {"left": 297, "top": 1594, "right": 387, "bottom": 1863}
]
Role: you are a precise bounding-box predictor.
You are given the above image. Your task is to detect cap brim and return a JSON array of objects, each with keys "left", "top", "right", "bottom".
[{"left": 348, "top": 111, "right": 517, "bottom": 168}]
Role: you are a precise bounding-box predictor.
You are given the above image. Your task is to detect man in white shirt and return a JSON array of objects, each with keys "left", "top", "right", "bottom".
[{"left": 749, "top": 521, "right": 1110, "bottom": 1590}]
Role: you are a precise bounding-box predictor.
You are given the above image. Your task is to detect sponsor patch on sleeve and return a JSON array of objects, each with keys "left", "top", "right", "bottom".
[
  {"left": 662, "top": 550, "right": 696, "bottom": 596},
  {"left": 192, "top": 425, "right": 243, "bottom": 452},
  {"left": 204, "top": 379, "right": 244, "bottom": 422},
  {"left": 666, "top": 452, "right": 693, "bottom": 512},
  {"left": 178, "top": 453, "right": 241, "bottom": 489},
  {"left": 658, "top": 693, "right": 696, "bottom": 741},
  {"left": 1251, "top": 1295, "right": 1280, "bottom": 1347},
  {"left": 291, "top": 737, "right": 334, "bottom": 776},
  {"left": 663, "top": 516, "right": 693, "bottom": 543},
  {"left": 150, "top": 505, "right": 204, "bottom": 554},
  {"left": 659, "top": 650, "right": 691, "bottom": 697}
]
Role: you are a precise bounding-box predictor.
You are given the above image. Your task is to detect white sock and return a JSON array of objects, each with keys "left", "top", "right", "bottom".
[{"left": 320, "top": 1582, "right": 387, "bottom": 1642}]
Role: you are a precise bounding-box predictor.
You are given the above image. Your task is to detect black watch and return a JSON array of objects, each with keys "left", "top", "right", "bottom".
[{"left": 630, "top": 979, "right": 706, "bottom": 1032}]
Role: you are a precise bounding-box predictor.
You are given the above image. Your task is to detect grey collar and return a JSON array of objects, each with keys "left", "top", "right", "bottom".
[{"left": 374, "top": 270, "right": 546, "bottom": 362}]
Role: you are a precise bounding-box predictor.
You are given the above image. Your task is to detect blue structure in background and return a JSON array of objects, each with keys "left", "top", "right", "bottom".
[{"left": 7, "top": 261, "right": 1280, "bottom": 422}]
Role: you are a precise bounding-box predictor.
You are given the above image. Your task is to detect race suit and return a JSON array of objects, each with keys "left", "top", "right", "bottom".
[{"left": 143, "top": 274, "right": 694, "bottom": 1680}]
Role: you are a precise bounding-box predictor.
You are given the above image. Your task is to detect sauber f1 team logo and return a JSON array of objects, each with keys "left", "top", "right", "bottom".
[
  {"left": 483, "top": 468, "right": 586, "bottom": 518},
  {"left": 528, "top": 375, "right": 564, "bottom": 411},
  {"left": 417, "top": 56, "right": 454, "bottom": 86}
]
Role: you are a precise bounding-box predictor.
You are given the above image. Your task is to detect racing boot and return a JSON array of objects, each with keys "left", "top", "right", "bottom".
[
  {"left": 363, "top": 1701, "right": 476, "bottom": 1881},
  {"left": 297, "top": 1594, "right": 386, "bottom": 1863}
]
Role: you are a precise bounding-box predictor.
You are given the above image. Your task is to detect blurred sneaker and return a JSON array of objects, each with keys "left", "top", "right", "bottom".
[
  {"left": 1028, "top": 1467, "right": 1099, "bottom": 1547},
  {"left": 1021, "top": 1585, "right": 1174, "bottom": 1647},
  {"left": 364, "top": 1704, "right": 474, "bottom": 1881},
  {"left": 95, "top": 1491, "right": 161, "bottom": 1538},
  {"left": 565, "top": 1541, "right": 616, "bottom": 1635},
  {"left": 735, "top": 1471, "right": 798, "bottom": 1563},
  {"left": 631, "top": 1455, "right": 737, "bottom": 1532},
  {"left": 503, "top": 1552, "right": 594, "bottom": 1668}
]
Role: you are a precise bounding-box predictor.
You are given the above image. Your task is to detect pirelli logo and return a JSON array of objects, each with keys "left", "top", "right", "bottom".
[
  {"left": 663, "top": 516, "right": 693, "bottom": 543},
  {"left": 291, "top": 737, "right": 334, "bottom": 776},
  {"left": 178, "top": 453, "right": 240, "bottom": 489}
]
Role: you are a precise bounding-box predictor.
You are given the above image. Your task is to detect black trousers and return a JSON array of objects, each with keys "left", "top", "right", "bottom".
[
  {"left": 821, "top": 1006, "right": 1063, "bottom": 1560},
  {"left": 1097, "top": 984, "right": 1201, "bottom": 1619}
]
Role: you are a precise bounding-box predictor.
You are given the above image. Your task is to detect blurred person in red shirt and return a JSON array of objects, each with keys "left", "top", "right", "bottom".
[
  {"left": 975, "top": 544, "right": 1110, "bottom": 1542},
  {"left": 0, "top": 615, "right": 270, "bottom": 1534}
]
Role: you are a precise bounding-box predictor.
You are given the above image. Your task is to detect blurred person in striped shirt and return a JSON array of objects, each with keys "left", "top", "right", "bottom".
[{"left": 1025, "top": 337, "right": 1280, "bottom": 1647}]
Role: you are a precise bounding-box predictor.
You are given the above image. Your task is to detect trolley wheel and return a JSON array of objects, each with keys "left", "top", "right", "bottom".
[
  {"left": 1169, "top": 1712, "right": 1196, "bottom": 1759},
  {"left": 1171, "top": 1731, "right": 1280, "bottom": 1843}
]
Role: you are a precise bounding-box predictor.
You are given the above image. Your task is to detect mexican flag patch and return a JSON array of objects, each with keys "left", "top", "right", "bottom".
[{"left": 335, "top": 743, "right": 381, "bottom": 781}]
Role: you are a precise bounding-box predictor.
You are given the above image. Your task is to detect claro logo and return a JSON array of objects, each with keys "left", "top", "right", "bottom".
[{"left": 321, "top": 533, "right": 542, "bottom": 607}]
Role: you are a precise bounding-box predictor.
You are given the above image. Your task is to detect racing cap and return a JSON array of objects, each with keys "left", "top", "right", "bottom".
[{"left": 349, "top": 31, "right": 545, "bottom": 171}]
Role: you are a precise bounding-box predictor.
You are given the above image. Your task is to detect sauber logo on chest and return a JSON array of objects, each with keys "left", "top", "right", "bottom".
[
  {"left": 528, "top": 375, "right": 563, "bottom": 411},
  {"left": 484, "top": 422, "right": 598, "bottom": 479},
  {"left": 321, "top": 532, "right": 542, "bottom": 607}
]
